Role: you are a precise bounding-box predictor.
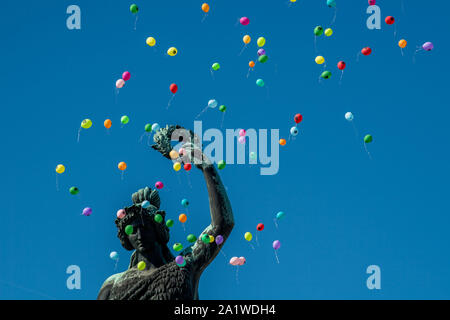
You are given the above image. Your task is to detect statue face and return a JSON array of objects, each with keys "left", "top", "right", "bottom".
[{"left": 126, "top": 215, "right": 158, "bottom": 253}]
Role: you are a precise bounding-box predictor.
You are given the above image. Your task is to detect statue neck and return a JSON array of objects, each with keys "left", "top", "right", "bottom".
[{"left": 130, "top": 243, "right": 168, "bottom": 270}]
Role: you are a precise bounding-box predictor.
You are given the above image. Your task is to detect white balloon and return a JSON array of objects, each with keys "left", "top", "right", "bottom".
[
  {"left": 208, "top": 99, "right": 218, "bottom": 109},
  {"left": 290, "top": 126, "right": 299, "bottom": 136},
  {"left": 345, "top": 112, "right": 354, "bottom": 121},
  {"left": 110, "top": 251, "right": 119, "bottom": 260},
  {"left": 152, "top": 123, "right": 160, "bottom": 131}
]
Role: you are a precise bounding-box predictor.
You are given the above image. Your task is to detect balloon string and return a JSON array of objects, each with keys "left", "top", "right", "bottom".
[
  {"left": 195, "top": 106, "right": 209, "bottom": 119},
  {"left": 255, "top": 234, "right": 260, "bottom": 247},
  {"left": 249, "top": 243, "right": 255, "bottom": 251},
  {"left": 55, "top": 174, "right": 59, "bottom": 192},
  {"left": 274, "top": 250, "right": 280, "bottom": 264},
  {"left": 220, "top": 249, "right": 228, "bottom": 260},
  {"left": 134, "top": 15, "right": 138, "bottom": 31},
  {"left": 201, "top": 13, "right": 208, "bottom": 23},
  {"left": 351, "top": 121, "right": 359, "bottom": 139},
  {"left": 314, "top": 36, "right": 317, "bottom": 53},
  {"left": 77, "top": 127, "right": 81, "bottom": 143},
  {"left": 121, "top": 171, "right": 124, "bottom": 181},
  {"left": 246, "top": 68, "right": 251, "bottom": 78},
  {"left": 220, "top": 112, "right": 225, "bottom": 129},
  {"left": 167, "top": 94, "right": 176, "bottom": 109},
  {"left": 114, "top": 259, "right": 119, "bottom": 271},
  {"left": 238, "top": 44, "right": 247, "bottom": 56},
  {"left": 210, "top": 68, "right": 215, "bottom": 80},
  {"left": 186, "top": 171, "right": 192, "bottom": 189},
  {"left": 400, "top": 48, "right": 404, "bottom": 57},
  {"left": 274, "top": 218, "right": 279, "bottom": 229},
  {"left": 339, "top": 70, "right": 344, "bottom": 85},
  {"left": 182, "top": 223, "right": 186, "bottom": 233},
  {"left": 330, "top": 8, "right": 337, "bottom": 25},
  {"left": 363, "top": 142, "right": 373, "bottom": 160},
  {"left": 235, "top": 266, "right": 239, "bottom": 285},
  {"left": 356, "top": 52, "right": 361, "bottom": 62}
]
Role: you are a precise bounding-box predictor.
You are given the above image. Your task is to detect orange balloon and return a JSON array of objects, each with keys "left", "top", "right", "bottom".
[
  {"left": 118, "top": 162, "right": 127, "bottom": 171},
  {"left": 279, "top": 139, "right": 286, "bottom": 146},
  {"left": 249, "top": 61, "right": 255, "bottom": 68},
  {"left": 202, "top": 3, "right": 209, "bottom": 13},
  {"left": 104, "top": 119, "right": 112, "bottom": 129},
  {"left": 243, "top": 35, "right": 251, "bottom": 44},
  {"left": 179, "top": 213, "right": 187, "bottom": 223},
  {"left": 398, "top": 39, "right": 407, "bottom": 48}
]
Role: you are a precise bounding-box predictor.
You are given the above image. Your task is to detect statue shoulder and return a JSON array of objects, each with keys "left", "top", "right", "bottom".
[{"left": 97, "top": 272, "right": 124, "bottom": 300}]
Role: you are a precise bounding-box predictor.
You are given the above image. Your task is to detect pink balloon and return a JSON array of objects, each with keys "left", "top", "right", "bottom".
[
  {"left": 178, "top": 148, "right": 186, "bottom": 156},
  {"left": 155, "top": 181, "right": 164, "bottom": 189},
  {"left": 238, "top": 257, "right": 246, "bottom": 265},
  {"left": 116, "top": 79, "right": 125, "bottom": 89},
  {"left": 240, "top": 17, "right": 250, "bottom": 26},
  {"left": 238, "top": 136, "right": 246, "bottom": 144},
  {"left": 229, "top": 257, "right": 239, "bottom": 266},
  {"left": 122, "top": 71, "right": 131, "bottom": 81},
  {"left": 239, "top": 129, "right": 246, "bottom": 137},
  {"left": 368, "top": 0, "right": 376, "bottom": 5},
  {"left": 117, "top": 209, "right": 126, "bottom": 219}
]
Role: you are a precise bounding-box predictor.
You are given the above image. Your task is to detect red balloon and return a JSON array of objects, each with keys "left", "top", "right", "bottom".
[
  {"left": 184, "top": 163, "right": 192, "bottom": 171},
  {"left": 170, "top": 83, "right": 178, "bottom": 94},
  {"left": 385, "top": 16, "right": 395, "bottom": 25},
  {"left": 361, "top": 47, "right": 372, "bottom": 56},
  {"left": 256, "top": 223, "right": 264, "bottom": 231},
  {"left": 337, "top": 61, "right": 346, "bottom": 70},
  {"left": 294, "top": 114, "right": 303, "bottom": 124}
]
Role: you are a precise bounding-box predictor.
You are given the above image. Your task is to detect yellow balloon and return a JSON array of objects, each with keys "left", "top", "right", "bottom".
[
  {"left": 146, "top": 37, "right": 156, "bottom": 47},
  {"left": 398, "top": 39, "right": 407, "bottom": 48},
  {"left": 315, "top": 56, "right": 325, "bottom": 65},
  {"left": 243, "top": 35, "right": 251, "bottom": 44},
  {"left": 81, "top": 119, "right": 92, "bottom": 129},
  {"left": 325, "top": 28, "right": 333, "bottom": 37},
  {"left": 137, "top": 261, "right": 146, "bottom": 271},
  {"left": 209, "top": 235, "right": 215, "bottom": 243},
  {"left": 290, "top": 0, "right": 297, "bottom": 2},
  {"left": 173, "top": 162, "right": 181, "bottom": 172},
  {"left": 257, "top": 37, "right": 266, "bottom": 47},
  {"left": 244, "top": 232, "right": 253, "bottom": 241},
  {"left": 55, "top": 164, "right": 65, "bottom": 174},
  {"left": 167, "top": 47, "right": 178, "bottom": 56}
]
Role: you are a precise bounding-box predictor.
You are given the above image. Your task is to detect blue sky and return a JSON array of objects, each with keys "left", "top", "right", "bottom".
[{"left": 0, "top": 0, "right": 449, "bottom": 299}]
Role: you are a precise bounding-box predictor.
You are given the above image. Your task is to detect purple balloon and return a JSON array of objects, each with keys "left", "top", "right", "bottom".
[
  {"left": 82, "top": 207, "right": 92, "bottom": 216},
  {"left": 272, "top": 240, "right": 281, "bottom": 250},
  {"left": 422, "top": 42, "right": 434, "bottom": 51},
  {"left": 257, "top": 49, "right": 266, "bottom": 56},
  {"left": 175, "top": 255, "right": 184, "bottom": 265},
  {"left": 215, "top": 235, "right": 224, "bottom": 245}
]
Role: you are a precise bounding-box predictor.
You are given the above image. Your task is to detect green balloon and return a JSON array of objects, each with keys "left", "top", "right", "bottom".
[
  {"left": 144, "top": 124, "right": 152, "bottom": 132},
  {"left": 173, "top": 243, "right": 183, "bottom": 252},
  {"left": 314, "top": 26, "right": 324, "bottom": 36},
  {"left": 154, "top": 214, "right": 163, "bottom": 223},
  {"left": 130, "top": 4, "right": 139, "bottom": 14},
  {"left": 321, "top": 71, "right": 331, "bottom": 79},
  {"left": 217, "top": 160, "right": 226, "bottom": 170},
  {"left": 212, "top": 63, "right": 220, "bottom": 71},
  {"left": 219, "top": 105, "right": 226, "bottom": 112},
  {"left": 258, "top": 55, "right": 268, "bottom": 63},
  {"left": 364, "top": 134, "right": 373, "bottom": 143},
  {"left": 166, "top": 219, "right": 174, "bottom": 228},
  {"left": 201, "top": 234, "right": 210, "bottom": 244},
  {"left": 69, "top": 187, "right": 79, "bottom": 195},
  {"left": 256, "top": 79, "right": 265, "bottom": 87},
  {"left": 187, "top": 234, "right": 197, "bottom": 243},
  {"left": 121, "top": 115, "right": 129, "bottom": 124},
  {"left": 125, "top": 225, "right": 134, "bottom": 235}
]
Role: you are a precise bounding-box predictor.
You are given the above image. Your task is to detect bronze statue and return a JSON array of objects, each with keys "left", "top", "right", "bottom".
[{"left": 97, "top": 126, "right": 234, "bottom": 300}]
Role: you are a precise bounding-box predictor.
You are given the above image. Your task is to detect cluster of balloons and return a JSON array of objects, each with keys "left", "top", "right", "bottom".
[
  {"left": 229, "top": 256, "right": 246, "bottom": 266},
  {"left": 116, "top": 71, "right": 131, "bottom": 89}
]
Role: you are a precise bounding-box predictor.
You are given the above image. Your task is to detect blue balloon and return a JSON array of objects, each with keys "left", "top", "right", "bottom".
[
  {"left": 142, "top": 200, "right": 150, "bottom": 208},
  {"left": 276, "top": 211, "right": 285, "bottom": 220},
  {"left": 327, "top": 0, "right": 336, "bottom": 8},
  {"left": 181, "top": 199, "right": 189, "bottom": 208}
]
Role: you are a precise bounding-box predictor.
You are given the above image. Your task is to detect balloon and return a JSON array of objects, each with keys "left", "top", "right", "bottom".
[
  {"left": 327, "top": 0, "right": 336, "bottom": 8},
  {"left": 364, "top": 134, "right": 373, "bottom": 143},
  {"left": 315, "top": 56, "right": 325, "bottom": 65},
  {"left": 257, "top": 223, "right": 264, "bottom": 231},
  {"left": 290, "top": 127, "right": 299, "bottom": 136},
  {"left": 170, "top": 150, "right": 179, "bottom": 159},
  {"left": 273, "top": 240, "right": 281, "bottom": 250},
  {"left": 152, "top": 123, "right": 160, "bottom": 132},
  {"left": 181, "top": 199, "right": 189, "bottom": 207},
  {"left": 175, "top": 255, "right": 184, "bottom": 265},
  {"left": 345, "top": 112, "right": 354, "bottom": 121},
  {"left": 279, "top": 139, "right": 286, "bottom": 146},
  {"left": 154, "top": 214, "right": 163, "bottom": 223},
  {"left": 256, "top": 79, "right": 265, "bottom": 87},
  {"left": 81, "top": 119, "right": 92, "bottom": 129},
  {"left": 240, "top": 17, "right": 250, "bottom": 26},
  {"left": 167, "top": 47, "right": 178, "bottom": 56},
  {"left": 219, "top": 105, "right": 226, "bottom": 112},
  {"left": 116, "top": 79, "right": 125, "bottom": 89},
  {"left": 208, "top": 99, "right": 218, "bottom": 108},
  {"left": 239, "top": 129, "right": 246, "bottom": 137},
  {"left": 276, "top": 211, "right": 285, "bottom": 220},
  {"left": 130, "top": 4, "right": 139, "bottom": 14},
  {"left": 117, "top": 209, "right": 126, "bottom": 219},
  {"left": 321, "top": 71, "right": 331, "bottom": 79},
  {"left": 244, "top": 232, "right": 253, "bottom": 241},
  {"left": 146, "top": 37, "right": 156, "bottom": 47},
  {"left": 110, "top": 251, "right": 119, "bottom": 260},
  {"left": 229, "top": 257, "right": 239, "bottom": 266},
  {"left": 294, "top": 114, "right": 303, "bottom": 124},
  {"left": 238, "top": 136, "right": 245, "bottom": 144},
  {"left": 125, "top": 225, "right": 134, "bottom": 235},
  {"left": 104, "top": 119, "right": 112, "bottom": 129},
  {"left": 243, "top": 35, "right": 251, "bottom": 44},
  {"left": 238, "top": 257, "right": 246, "bottom": 265},
  {"left": 209, "top": 235, "right": 215, "bottom": 243},
  {"left": 118, "top": 162, "right": 127, "bottom": 171},
  {"left": 142, "top": 200, "right": 150, "bottom": 208},
  {"left": 122, "top": 71, "right": 131, "bottom": 81},
  {"left": 155, "top": 181, "right": 164, "bottom": 189},
  {"left": 201, "top": 234, "right": 210, "bottom": 244},
  {"left": 250, "top": 152, "right": 257, "bottom": 160},
  {"left": 216, "top": 235, "right": 224, "bottom": 245},
  {"left": 137, "top": 261, "right": 146, "bottom": 271},
  {"left": 55, "top": 164, "right": 65, "bottom": 174},
  {"left": 187, "top": 234, "right": 197, "bottom": 243},
  {"left": 257, "top": 49, "right": 266, "bottom": 56},
  {"left": 249, "top": 61, "right": 255, "bottom": 68},
  {"left": 398, "top": 39, "right": 407, "bottom": 48},
  {"left": 212, "top": 62, "right": 220, "bottom": 71},
  {"left": 258, "top": 55, "right": 268, "bottom": 63},
  {"left": 184, "top": 163, "right": 192, "bottom": 171},
  {"left": 177, "top": 260, "right": 186, "bottom": 267},
  {"left": 82, "top": 207, "right": 92, "bottom": 217},
  {"left": 170, "top": 83, "right": 178, "bottom": 94},
  {"left": 314, "top": 26, "right": 324, "bottom": 36},
  {"left": 368, "top": 0, "right": 376, "bottom": 5},
  {"left": 422, "top": 42, "right": 434, "bottom": 51},
  {"left": 337, "top": 61, "right": 346, "bottom": 70},
  {"left": 325, "top": 28, "right": 333, "bottom": 37},
  {"left": 121, "top": 115, "right": 129, "bottom": 125},
  {"left": 257, "top": 37, "right": 266, "bottom": 47},
  {"left": 69, "top": 187, "right": 79, "bottom": 195},
  {"left": 217, "top": 160, "right": 226, "bottom": 170},
  {"left": 361, "top": 47, "right": 372, "bottom": 56},
  {"left": 201, "top": 3, "right": 210, "bottom": 13},
  {"left": 166, "top": 219, "right": 174, "bottom": 228},
  {"left": 173, "top": 162, "right": 181, "bottom": 172},
  {"left": 144, "top": 124, "right": 152, "bottom": 132},
  {"left": 385, "top": 16, "right": 395, "bottom": 25},
  {"left": 179, "top": 213, "right": 187, "bottom": 223},
  {"left": 173, "top": 243, "right": 183, "bottom": 251}
]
